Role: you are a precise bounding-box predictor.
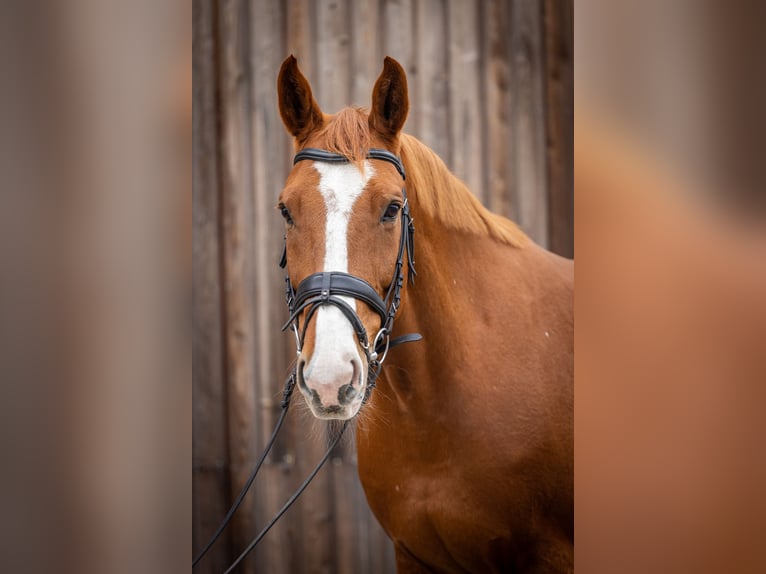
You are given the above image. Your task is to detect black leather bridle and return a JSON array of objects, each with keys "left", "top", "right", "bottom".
[
  {"left": 193, "top": 148, "right": 422, "bottom": 573},
  {"left": 281, "top": 147, "right": 422, "bottom": 399}
]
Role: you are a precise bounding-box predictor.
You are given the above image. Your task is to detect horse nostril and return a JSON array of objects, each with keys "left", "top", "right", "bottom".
[
  {"left": 337, "top": 383, "right": 357, "bottom": 405},
  {"left": 337, "top": 360, "right": 360, "bottom": 405},
  {"left": 297, "top": 359, "right": 309, "bottom": 394}
]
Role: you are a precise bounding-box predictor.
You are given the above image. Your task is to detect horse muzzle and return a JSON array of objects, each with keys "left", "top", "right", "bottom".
[{"left": 297, "top": 346, "right": 366, "bottom": 420}]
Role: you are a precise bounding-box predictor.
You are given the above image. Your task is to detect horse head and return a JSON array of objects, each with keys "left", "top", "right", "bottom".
[{"left": 277, "top": 55, "right": 412, "bottom": 420}]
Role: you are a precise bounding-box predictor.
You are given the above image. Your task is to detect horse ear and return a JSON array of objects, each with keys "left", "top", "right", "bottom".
[
  {"left": 278, "top": 55, "right": 323, "bottom": 142},
  {"left": 369, "top": 57, "right": 409, "bottom": 140}
]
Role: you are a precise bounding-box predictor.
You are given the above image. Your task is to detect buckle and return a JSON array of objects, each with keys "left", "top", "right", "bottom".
[{"left": 369, "top": 328, "right": 391, "bottom": 365}]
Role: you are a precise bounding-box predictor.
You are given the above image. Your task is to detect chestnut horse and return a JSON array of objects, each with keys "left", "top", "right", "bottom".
[{"left": 277, "top": 55, "right": 573, "bottom": 573}]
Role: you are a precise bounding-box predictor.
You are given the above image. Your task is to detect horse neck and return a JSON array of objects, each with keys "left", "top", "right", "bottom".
[
  {"left": 369, "top": 205, "right": 523, "bottom": 421},
  {"left": 360, "top": 138, "right": 545, "bottom": 427}
]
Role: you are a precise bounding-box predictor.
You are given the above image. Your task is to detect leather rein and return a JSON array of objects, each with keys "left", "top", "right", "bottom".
[{"left": 193, "top": 148, "right": 421, "bottom": 572}]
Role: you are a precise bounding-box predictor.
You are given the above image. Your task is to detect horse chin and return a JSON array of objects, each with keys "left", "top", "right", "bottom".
[
  {"left": 306, "top": 396, "right": 363, "bottom": 421},
  {"left": 302, "top": 378, "right": 366, "bottom": 420}
]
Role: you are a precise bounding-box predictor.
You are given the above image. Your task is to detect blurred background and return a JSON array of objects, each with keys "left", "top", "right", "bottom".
[{"left": 193, "top": 0, "right": 572, "bottom": 572}]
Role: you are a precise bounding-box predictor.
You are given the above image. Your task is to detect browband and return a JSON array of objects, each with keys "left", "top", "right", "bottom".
[{"left": 294, "top": 147, "right": 406, "bottom": 180}]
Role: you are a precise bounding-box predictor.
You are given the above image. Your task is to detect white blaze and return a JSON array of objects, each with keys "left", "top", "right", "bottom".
[{"left": 304, "top": 161, "right": 373, "bottom": 384}]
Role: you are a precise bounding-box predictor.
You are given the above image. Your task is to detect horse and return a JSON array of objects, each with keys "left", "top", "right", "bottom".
[{"left": 276, "top": 55, "right": 573, "bottom": 573}]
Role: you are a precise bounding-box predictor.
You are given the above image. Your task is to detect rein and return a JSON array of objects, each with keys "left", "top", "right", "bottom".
[{"left": 193, "top": 147, "right": 421, "bottom": 572}]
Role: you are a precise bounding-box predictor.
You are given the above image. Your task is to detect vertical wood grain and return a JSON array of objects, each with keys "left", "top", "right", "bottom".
[
  {"left": 216, "top": 0, "right": 258, "bottom": 571},
  {"left": 350, "top": 0, "right": 381, "bottom": 107},
  {"left": 284, "top": 0, "right": 318, "bottom": 96},
  {"left": 482, "top": 0, "right": 513, "bottom": 217},
  {"left": 382, "top": 0, "right": 416, "bottom": 135},
  {"left": 316, "top": 0, "right": 351, "bottom": 112},
  {"left": 509, "top": 0, "right": 549, "bottom": 246},
  {"left": 447, "top": 0, "right": 483, "bottom": 199},
  {"left": 331, "top": 458, "right": 358, "bottom": 573},
  {"left": 284, "top": 0, "right": 314, "bottom": 63},
  {"left": 192, "top": 0, "right": 231, "bottom": 571},
  {"left": 250, "top": 1, "right": 292, "bottom": 570},
  {"left": 414, "top": 0, "right": 449, "bottom": 160},
  {"left": 298, "top": 423, "right": 338, "bottom": 574},
  {"left": 544, "top": 0, "right": 573, "bottom": 257}
]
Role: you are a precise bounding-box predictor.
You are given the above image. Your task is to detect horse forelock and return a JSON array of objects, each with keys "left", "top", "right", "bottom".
[{"left": 314, "top": 107, "right": 371, "bottom": 170}]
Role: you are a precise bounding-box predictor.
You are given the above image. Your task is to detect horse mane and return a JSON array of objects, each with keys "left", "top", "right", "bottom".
[
  {"left": 399, "top": 135, "right": 526, "bottom": 247},
  {"left": 318, "top": 107, "right": 527, "bottom": 247}
]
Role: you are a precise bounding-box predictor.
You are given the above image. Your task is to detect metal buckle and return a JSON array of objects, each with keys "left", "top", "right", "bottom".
[{"left": 369, "top": 328, "right": 391, "bottom": 365}]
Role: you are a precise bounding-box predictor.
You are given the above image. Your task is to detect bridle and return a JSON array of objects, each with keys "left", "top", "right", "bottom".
[
  {"left": 282, "top": 147, "right": 421, "bottom": 400},
  {"left": 193, "top": 147, "right": 422, "bottom": 572}
]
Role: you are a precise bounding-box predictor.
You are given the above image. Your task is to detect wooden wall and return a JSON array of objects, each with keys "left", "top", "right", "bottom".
[{"left": 192, "top": 0, "right": 572, "bottom": 572}]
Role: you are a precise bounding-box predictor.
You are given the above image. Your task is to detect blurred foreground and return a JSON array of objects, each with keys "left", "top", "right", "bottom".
[
  {"left": 0, "top": 1, "right": 190, "bottom": 573},
  {"left": 576, "top": 2, "right": 766, "bottom": 572}
]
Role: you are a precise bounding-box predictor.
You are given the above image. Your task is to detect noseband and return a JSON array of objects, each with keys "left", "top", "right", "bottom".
[{"left": 280, "top": 148, "right": 421, "bottom": 397}]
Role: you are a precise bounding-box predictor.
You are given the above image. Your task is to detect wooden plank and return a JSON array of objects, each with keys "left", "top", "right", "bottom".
[
  {"left": 481, "top": 0, "right": 513, "bottom": 218},
  {"left": 350, "top": 0, "right": 381, "bottom": 107},
  {"left": 296, "top": 420, "right": 336, "bottom": 574},
  {"left": 316, "top": 0, "right": 351, "bottom": 112},
  {"left": 285, "top": 0, "right": 317, "bottom": 83},
  {"left": 331, "top": 460, "right": 359, "bottom": 573},
  {"left": 251, "top": 0, "right": 294, "bottom": 571},
  {"left": 192, "top": 469, "right": 232, "bottom": 573},
  {"left": 215, "top": 0, "right": 259, "bottom": 571},
  {"left": 352, "top": 470, "right": 372, "bottom": 572},
  {"left": 284, "top": 0, "right": 314, "bottom": 57},
  {"left": 192, "top": 0, "right": 232, "bottom": 568},
  {"left": 251, "top": 0, "right": 289, "bottom": 435},
  {"left": 543, "top": 0, "right": 573, "bottom": 257},
  {"left": 446, "top": 0, "right": 483, "bottom": 199},
  {"left": 509, "top": 0, "right": 549, "bottom": 246},
  {"left": 414, "top": 0, "right": 449, "bottom": 160},
  {"left": 381, "top": 0, "right": 416, "bottom": 134}
]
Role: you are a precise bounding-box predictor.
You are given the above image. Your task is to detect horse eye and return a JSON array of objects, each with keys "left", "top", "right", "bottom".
[
  {"left": 279, "top": 204, "right": 294, "bottom": 225},
  {"left": 382, "top": 202, "right": 401, "bottom": 222}
]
